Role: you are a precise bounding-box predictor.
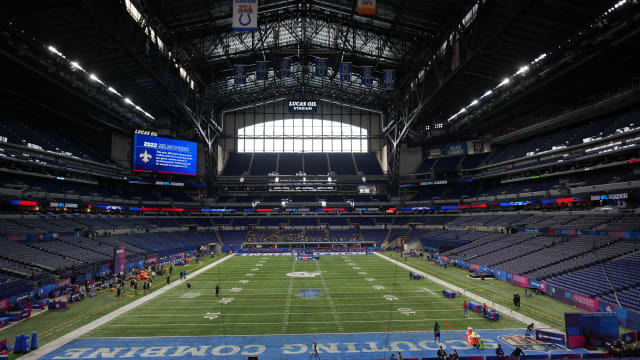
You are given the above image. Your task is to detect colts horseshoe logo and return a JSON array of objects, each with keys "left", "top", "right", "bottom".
[{"left": 239, "top": 13, "right": 252, "bottom": 26}]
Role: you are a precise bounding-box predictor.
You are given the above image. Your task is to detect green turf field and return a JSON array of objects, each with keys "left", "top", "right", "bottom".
[
  {"left": 382, "top": 252, "right": 581, "bottom": 331},
  {"left": 84, "top": 254, "right": 525, "bottom": 338},
  {"left": 0, "top": 255, "right": 221, "bottom": 359}
]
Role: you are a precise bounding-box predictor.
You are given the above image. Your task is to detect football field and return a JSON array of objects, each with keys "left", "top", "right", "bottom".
[{"left": 86, "top": 253, "right": 523, "bottom": 338}]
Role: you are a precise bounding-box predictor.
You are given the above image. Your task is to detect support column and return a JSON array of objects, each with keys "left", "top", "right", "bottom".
[
  {"left": 387, "top": 140, "right": 400, "bottom": 196},
  {"left": 205, "top": 138, "right": 218, "bottom": 198}
]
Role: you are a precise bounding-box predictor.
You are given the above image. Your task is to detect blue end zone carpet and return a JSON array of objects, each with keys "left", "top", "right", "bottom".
[{"left": 39, "top": 329, "right": 600, "bottom": 360}]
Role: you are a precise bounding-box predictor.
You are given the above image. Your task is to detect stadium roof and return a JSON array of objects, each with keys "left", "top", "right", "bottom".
[{"left": 1, "top": 0, "right": 627, "bottom": 142}]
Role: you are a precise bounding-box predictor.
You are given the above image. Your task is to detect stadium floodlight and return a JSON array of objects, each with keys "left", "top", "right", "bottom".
[
  {"left": 47, "top": 45, "right": 63, "bottom": 57},
  {"left": 239, "top": 177, "right": 245, "bottom": 183},
  {"left": 469, "top": 99, "right": 479, "bottom": 106},
  {"left": 89, "top": 73, "right": 104, "bottom": 85},
  {"left": 515, "top": 65, "right": 529, "bottom": 76},
  {"left": 497, "top": 78, "right": 511, "bottom": 87},
  {"left": 328, "top": 176, "right": 332, "bottom": 182},
  {"left": 275, "top": 177, "right": 279, "bottom": 183},
  {"left": 532, "top": 53, "right": 547, "bottom": 64},
  {"left": 362, "top": 176, "right": 367, "bottom": 182},
  {"left": 123, "top": 97, "right": 134, "bottom": 105},
  {"left": 320, "top": 200, "right": 327, "bottom": 207},
  {"left": 481, "top": 90, "right": 493, "bottom": 98},
  {"left": 107, "top": 86, "right": 122, "bottom": 96},
  {"left": 70, "top": 61, "right": 85, "bottom": 72}
]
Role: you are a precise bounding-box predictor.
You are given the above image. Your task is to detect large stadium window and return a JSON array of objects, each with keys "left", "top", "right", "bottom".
[{"left": 237, "top": 119, "right": 368, "bottom": 153}]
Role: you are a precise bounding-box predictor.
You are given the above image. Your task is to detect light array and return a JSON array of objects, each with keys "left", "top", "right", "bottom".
[
  {"left": 47, "top": 45, "right": 155, "bottom": 120},
  {"left": 446, "top": 0, "right": 631, "bottom": 124}
]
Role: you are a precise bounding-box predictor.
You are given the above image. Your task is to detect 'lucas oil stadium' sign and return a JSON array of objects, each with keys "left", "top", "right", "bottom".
[{"left": 288, "top": 100, "right": 317, "bottom": 113}]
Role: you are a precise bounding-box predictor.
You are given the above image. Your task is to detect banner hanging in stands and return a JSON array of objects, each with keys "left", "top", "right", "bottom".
[
  {"left": 315, "top": 58, "right": 328, "bottom": 77},
  {"left": 233, "top": 64, "right": 247, "bottom": 84},
  {"left": 232, "top": 0, "right": 258, "bottom": 32},
  {"left": 339, "top": 62, "right": 351, "bottom": 82},
  {"left": 357, "top": 0, "right": 376, "bottom": 15},
  {"left": 114, "top": 247, "right": 126, "bottom": 275},
  {"left": 361, "top": 66, "right": 374, "bottom": 85},
  {"left": 444, "top": 142, "right": 467, "bottom": 156},
  {"left": 279, "top": 58, "right": 291, "bottom": 78},
  {"left": 383, "top": 69, "right": 395, "bottom": 90},
  {"left": 256, "top": 61, "right": 269, "bottom": 80}
]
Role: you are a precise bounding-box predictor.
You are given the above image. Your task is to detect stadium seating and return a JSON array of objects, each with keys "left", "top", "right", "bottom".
[
  {"left": 303, "top": 154, "right": 329, "bottom": 175},
  {"left": 0, "top": 119, "right": 112, "bottom": 164},
  {"left": 484, "top": 108, "right": 640, "bottom": 166},
  {"left": 413, "top": 158, "right": 437, "bottom": 173},
  {"left": 328, "top": 230, "right": 361, "bottom": 242},
  {"left": 222, "top": 153, "right": 252, "bottom": 175},
  {"left": 604, "top": 286, "right": 640, "bottom": 313},
  {"left": 250, "top": 154, "right": 277, "bottom": 175},
  {"left": 359, "top": 229, "right": 388, "bottom": 246},
  {"left": 0, "top": 258, "right": 40, "bottom": 278},
  {"left": 328, "top": 154, "right": 357, "bottom": 175},
  {"left": 218, "top": 230, "right": 247, "bottom": 246},
  {"left": 433, "top": 156, "right": 464, "bottom": 173},
  {"left": 0, "top": 241, "right": 79, "bottom": 271},
  {"left": 348, "top": 217, "right": 376, "bottom": 226},
  {"left": 31, "top": 240, "right": 112, "bottom": 263},
  {"left": 320, "top": 217, "right": 349, "bottom": 226},
  {"left": 278, "top": 153, "right": 303, "bottom": 175},
  {"left": 305, "top": 229, "right": 328, "bottom": 241},
  {"left": 289, "top": 217, "right": 319, "bottom": 226},
  {"left": 459, "top": 153, "right": 491, "bottom": 169},
  {"left": 0, "top": 276, "right": 34, "bottom": 299},
  {"left": 353, "top": 153, "right": 383, "bottom": 175}
]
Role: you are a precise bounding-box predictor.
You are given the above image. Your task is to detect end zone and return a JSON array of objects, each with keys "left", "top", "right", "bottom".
[{"left": 35, "top": 329, "right": 601, "bottom": 360}]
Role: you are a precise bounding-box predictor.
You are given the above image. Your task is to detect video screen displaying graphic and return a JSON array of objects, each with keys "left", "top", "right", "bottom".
[{"left": 132, "top": 134, "right": 197, "bottom": 176}]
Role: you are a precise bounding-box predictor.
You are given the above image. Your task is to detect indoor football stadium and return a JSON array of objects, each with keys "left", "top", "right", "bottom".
[{"left": 1, "top": 1, "right": 640, "bottom": 360}]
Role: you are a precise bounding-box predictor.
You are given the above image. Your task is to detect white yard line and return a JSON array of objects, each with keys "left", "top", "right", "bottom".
[
  {"left": 375, "top": 253, "right": 559, "bottom": 332},
  {"left": 83, "top": 327, "right": 531, "bottom": 339},
  {"left": 20, "top": 255, "right": 234, "bottom": 360},
  {"left": 152, "top": 294, "right": 443, "bottom": 300},
  {"left": 316, "top": 261, "right": 345, "bottom": 332},
  {"left": 280, "top": 258, "right": 296, "bottom": 333},
  {"left": 141, "top": 300, "right": 457, "bottom": 309},
  {"left": 103, "top": 318, "right": 491, "bottom": 327},
  {"left": 125, "top": 309, "right": 456, "bottom": 317}
]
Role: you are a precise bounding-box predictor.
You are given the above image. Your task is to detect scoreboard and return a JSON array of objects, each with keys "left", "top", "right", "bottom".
[{"left": 132, "top": 133, "right": 197, "bottom": 176}]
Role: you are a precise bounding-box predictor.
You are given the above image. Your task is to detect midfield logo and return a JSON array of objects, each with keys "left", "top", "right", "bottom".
[
  {"left": 286, "top": 271, "right": 322, "bottom": 278},
  {"left": 296, "top": 288, "right": 322, "bottom": 299}
]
